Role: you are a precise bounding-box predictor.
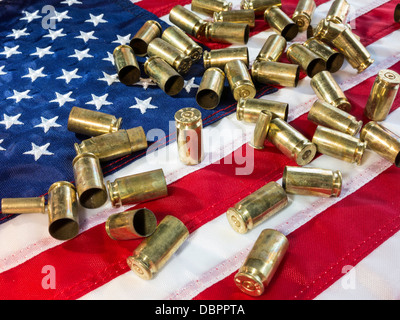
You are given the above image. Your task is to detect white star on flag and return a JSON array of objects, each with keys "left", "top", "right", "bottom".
[
  {"left": 20, "top": 10, "right": 41, "bottom": 23},
  {"left": 183, "top": 77, "right": 199, "bottom": 93},
  {"left": 51, "top": 10, "right": 72, "bottom": 22},
  {"left": 85, "top": 13, "right": 107, "bottom": 26},
  {"left": 6, "top": 90, "right": 32, "bottom": 103},
  {"left": 50, "top": 91, "right": 75, "bottom": 107},
  {"left": 44, "top": 28, "right": 66, "bottom": 40},
  {"left": 86, "top": 93, "right": 112, "bottom": 110},
  {"left": 34, "top": 116, "right": 62, "bottom": 133},
  {"left": 60, "top": 0, "right": 82, "bottom": 5},
  {"left": 75, "top": 30, "right": 98, "bottom": 43},
  {"left": 102, "top": 52, "right": 114, "bottom": 65},
  {"left": 56, "top": 68, "right": 81, "bottom": 84},
  {"left": 0, "top": 66, "right": 6, "bottom": 76},
  {"left": 7, "top": 28, "right": 29, "bottom": 39},
  {"left": 0, "top": 45, "right": 22, "bottom": 58},
  {"left": 69, "top": 48, "right": 94, "bottom": 61},
  {"left": 135, "top": 77, "right": 157, "bottom": 90},
  {"left": 98, "top": 72, "right": 119, "bottom": 86},
  {"left": 112, "top": 34, "right": 131, "bottom": 45},
  {"left": 22, "top": 67, "right": 47, "bottom": 82},
  {"left": 0, "top": 140, "right": 5, "bottom": 151},
  {"left": 0, "top": 113, "right": 24, "bottom": 130},
  {"left": 23, "top": 143, "right": 54, "bottom": 161},
  {"left": 30, "top": 46, "right": 54, "bottom": 58},
  {"left": 129, "top": 97, "right": 158, "bottom": 114}
]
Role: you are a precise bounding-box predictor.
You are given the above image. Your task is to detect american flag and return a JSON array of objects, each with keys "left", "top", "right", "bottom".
[{"left": 0, "top": 0, "right": 400, "bottom": 301}]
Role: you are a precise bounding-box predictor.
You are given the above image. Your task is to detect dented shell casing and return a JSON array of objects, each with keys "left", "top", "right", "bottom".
[
  {"left": 113, "top": 45, "right": 141, "bottom": 85},
  {"left": 204, "top": 22, "right": 250, "bottom": 45},
  {"left": 203, "top": 46, "right": 249, "bottom": 69},
  {"left": 225, "top": 59, "right": 256, "bottom": 101},
  {"left": 286, "top": 43, "right": 325, "bottom": 78},
  {"left": 214, "top": 9, "right": 255, "bottom": 28},
  {"left": 236, "top": 97, "right": 288, "bottom": 122},
  {"left": 1, "top": 197, "right": 46, "bottom": 214},
  {"left": 292, "top": 0, "right": 316, "bottom": 32},
  {"left": 191, "top": 0, "right": 232, "bottom": 16},
  {"left": 169, "top": 5, "right": 207, "bottom": 39},
  {"left": 252, "top": 60, "right": 300, "bottom": 87},
  {"left": 130, "top": 20, "right": 162, "bottom": 57},
  {"left": 249, "top": 110, "right": 272, "bottom": 150},
  {"left": 196, "top": 67, "right": 225, "bottom": 110},
  {"left": 255, "top": 34, "right": 286, "bottom": 63},
  {"left": 264, "top": 6, "right": 299, "bottom": 41}
]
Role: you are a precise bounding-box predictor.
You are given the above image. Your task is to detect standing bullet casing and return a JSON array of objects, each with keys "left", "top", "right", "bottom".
[
  {"left": 147, "top": 38, "right": 192, "bottom": 74},
  {"left": 241, "top": 0, "right": 281, "bottom": 15},
  {"left": 286, "top": 43, "right": 325, "bottom": 78},
  {"left": 144, "top": 56, "right": 184, "bottom": 96},
  {"left": 292, "top": 0, "right": 316, "bottom": 32},
  {"left": 255, "top": 34, "right": 286, "bottom": 63},
  {"left": 203, "top": 47, "right": 249, "bottom": 69},
  {"left": 282, "top": 166, "right": 342, "bottom": 197},
  {"left": 162, "top": 26, "right": 203, "bottom": 62},
  {"left": 74, "top": 127, "right": 148, "bottom": 162},
  {"left": 47, "top": 181, "right": 79, "bottom": 241},
  {"left": 127, "top": 215, "right": 189, "bottom": 280},
  {"left": 312, "top": 125, "right": 367, "bottom": 165},
  {"left": 310, "top": 70, "right": 351, "bottom": 112},
  {"left": 113, "top": 45, "right": 141, "bottom": 85},
  {"left": 105, "top": 208, "right": 157, "bottom": 240},
  {"left": 249, "top": 110, "right": 272, "bottom": 150},
  {"left": 225, "top": 59, "right": 256, "bottom": 101},
  {"left": 214, "top": 10, "right": 255, "bottom": 28},
  {"left": 360, "top": 121, "right": 400, "bottom": 167},
  {"left": 236, "top": 98, "right": 288, "bottom": 122},
  {"left": 364, "top": 69, "right": 400, "bottom": 121},
  {"left": 169, "top": 5, "right": 207, "bottom": 39},
  {"left": 326, "top": 0, "right": 350, "bottom": 24},
  {"left": 226, "top": 181, "right": 288, "bottom": 234},
  {"left": 1, "top": 197, "right": 46, "bottom": 214},
  {"left": 130, "top": 20, "right": 163, "bottom": 57},
  {"left": 267, "top": 118, "right": 317, "bottom": 166},
  {"left": 252, "top": 60, "right": 300, "bottom": 87},
  {"left": 107, "top": 169, "right": 168, "bottom": 208},
  {"left": 175, "top": 107, "right": 204, "bottom": 165},
  {"left": 234, "top": 229, "right": 288, "bottom": 296},
  {"left": 204, "top": 22, "right": 250, "bottom": 45},
  {"left": 191, "top": 0, "right": 232, "bottom": 16},
  {"left": 67, "top": 106, "right": 122, "bottom": 137},
  {"left": 196, "top": 67, "right": 225, "bottom": 110},
  {"left": 72, "top": 153, "right": 107, "bottom": 209},
  {"left": 264, "top": 6, "right": 299, "bottom": 41}
]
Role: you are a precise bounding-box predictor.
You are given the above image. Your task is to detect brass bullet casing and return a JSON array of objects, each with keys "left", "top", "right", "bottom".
[
  {"left": 312, "top": 125, "right": 367, "bottom": 165},
  {"left": 107, "top": 169, "right": 168, "bottom": 208},
  {"left": 1, "top": 197, "right": 46, "bottom": 214},
  {"left": 203, "top": 46, "right": 249, "bottom": 69},
  {"left": 236, "top": 97, "right": 288, "bottom": 122},
  {"left": 147, "top": 38, "right": 192, "bottom": 74},
  {"left": 395, "top": 3, "right": 400, "bottom": 23},
  {"left": 113, "top": 45, "right": 141, "bottom": 85},
  {"left": 264, "top": 6, "right": 299, "bottom": 41},
  {"left": 364, "top": 69, "right": 400, "bottom": 121},
  {"left": 162, "top": 26, "right": 203, "bottom": 62},
  {"left": 303, "top": 37, "right": 344, "bottom": 73},
  {"left": 360, "top": 121, "right": 400, "bottom": 167},
  {"left": 251, "top": 60, "right": 300, "bottom": 87},
  {"left": 255, "top": 34, "right": 286, "bottom": 63},
  {"left": 214, "top": 9, "right": 255, "bottom": 28},
  {"left": 47, "top": 181, "right": 79, "bottom": 241},
  {"left": 226, "top": 181, "right": 288, "bottom": 234},
  {"left": 72, "top": 153, "right": 107, "bottom": 209},
  {"left": 127, "top": 215, "right": 189, "bottom": 280},
  {"left": 310, "top": 70, "right": 351, "bottom": 112},
  {"left": 144, "top": 56, "right": 184, "bottom": 96},
  {"left": 67, "top": 106, "right": 122, "bottom": 137},
  {"left": 241, "top": 0, "right": 281, "bottom": 15},
  {"left": 75, "top": 127, "right": 148, "bottom": 162},
  {"left": 282, "top": 166, "right": 342, "bottom": 197},
  {"left": 308, "top": 100, "right": 362, "bottom": 136},
  {"left": 286, "top": 43, "right": 325, "bottom": 78},
  {"left": 105, "top": 208, "right": 157, "bottom": 240},
  {"left": 191, "top": 0, "right": 232, "bottom": 16},
  {"left": 326, "top": 0, "right": 350, "bottom": 24},
  {"left": 175, "top": 107, "right": 204, "bottom": 165},
  {"left": 249, "top": 110, "right": 272, "bottom": 150},
  {"left": 292, "top": 0, "right": 316, "bottom": 32},
  {"left": 130, "top": 20, "right": 162, "bottom": 57},
  {"left": 267, "top": 118, "right": 317, "bottom": 166},
  {"left": 204, "top": 22, "right": 250, "bottom": 45},
  {"left": 169, "top": 5, "right": 207, "bottom": 39},
  {"left": 234, "top": 229, "right": 288, "bottom": 296},
  {"left": 225, "top": 59, "right": 256, "bottom": 101},
  {"left": 196, "top": 67, "right": 225, "bottom": 110}
]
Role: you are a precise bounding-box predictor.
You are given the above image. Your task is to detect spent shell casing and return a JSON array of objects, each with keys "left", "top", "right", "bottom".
[
  {"left": 255, "top": 34, "right": 286, "bottom": 63},
  {"left": 241, "top": 0, "right": 282, "bottom": 15},
  {"left": 191, "top": 0, "right": 232, "bottom": 16},
  {"left": 203, "top": 46, "right": 249, "bottom": 69},
  {"left": 236, "top": 97, "right": 288, "bottom": 122},
  {"left": 251, "top": 60, "right": 300, "bottom": 87},
  {"left": 264, "top": 6, "right": 299, "bottom": 41},
  {"left": 249, "top": 110, "right": 272, "bottom": 150},
  {"left": 214, "top": 9, "right": 255, "bottom": 28},
  {"left": 286, "top": 43, "right": 325, "bottom": 78},
  {"left": 224, "top": 59, "right": 256, "bottom": 101},
  {"left": 130, "top": 20, "right": 162, "bottom": 57},
  {"left": 395, "top": 3, "right": 400, "bottom": 23},
  {"left": 196, "top": 67, "right": 225, "bottom": 110},
  {"left": 292, "top": 0, "right": 316, "bottom": 32},
  {"left": 204, "top": 22, "right": 250, "bottom": 45},
  {"left": 169, "top": 5, "right": 207, "bottom": 39},
  {"left": 113, "top": 45, "right": 141, "bottom": 85},
  {"left": 1, "top": 197, "right": 46, "bottom": 214},
  {"left": 234, "top": 229, "right": 288, "bottom": 296},
  {"left": 326, "top": 0, "right": 350, "bottom": 24}
]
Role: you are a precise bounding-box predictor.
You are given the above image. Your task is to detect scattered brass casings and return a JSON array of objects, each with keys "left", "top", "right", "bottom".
[
  {"left": 130, "top": 20, "right": 162, "bottom": 57},
  {"left": 204, "top": 22, "right": 250, "bottom": 45},
  {"left": 224, "top": 59, "right": 256, "bottom": 101},
  {"left": 127, "top": 215, "right": 189, "bottom": 280},
  {"left": 147, "top": 38, "right": 192, "bottom": 74},
  {"left": 360, "top": 121, "right": 400, "bottom": 167},
  {"left": 236, "top": 97, "right": 288, "bottom": 122},
  {"left": 395, "top": 3, "right": 400, "bottom": 23},
  {"left": 196, "top": 67, "right": 225, "bottom": 110},
  {"left": 286, "top": 43, "right": 325, "bottom": 78},
  {"left": 267, "top": 118, "right": 317, "bottom": 166},
  {"left": 255, "top": 34, "right": 286, "bottom": 63},
  {"left": 107, "top": 169, "right": 168, "bottom": 208},
  {"left": 144, "top": 56, "right": 184, "bottom": 96},
  {"left": 214, "top": 9, "right": 255, "bottom": 28},
  {"left": 47, "top": 181, "right": 79, "bottom": 241},
  {"left": 72, "top": 153, "right": 107, "bottom": 209},
  {"left": 203, "top": 47, "right": 249, "bottom": 69},
  {"left": 249, "top": 110, "right": 272, "bottom": 150},
  {"left": 113, "top": 45, "right": 141, "bottom": 85},
  {"left": 175, "top": 107, "right": 204, "bottom": 165},
  {"left": 226, "top": 181, "right": 288, "bottom": 234},
  {"left": 252, "top": 60, "right": 300, "bottom": 87},
  {"left": 292, "top": 0, "right": 316, "bottom": 32},
  {"left": 303, "top": 37, "right": 344, "bottom": 73},
  {"left": 67, "top": 106, "right": 122, "bottom": 137},
  {"left": 234, "top": 229, "right": 288, "bottom": 296},
  {"left": 282, "top": 166, "right": 342, "bottom": 197},
  {"left": 191, "top": 0, "right": 232, "bottom": 16},
  {"left": 105, "top": 208, "right": 157, "bottom": 240},
  {"left": 364, "top": 69, "right": 400, "bottom": 121},
  {"left": 326, "top": 0, "right": 350, "bottom": 24},
  {"left": 264, "top": 6, "right": 299, "bottom": 41},
  {"left": 75, "top": 127, "right": 148, "bottom": 162},
  {"left": 1, "top": 197, "right": 46, "bottom": 214},
  {"left": 241, "top": 0, "right": 281, "bottom": 15},
  {"left": 169, "top": 5, "right": 207, "bottom": 39},
  {"left": 162, "top": 26, "right": 203, "bottom": 62},
  {"left": 312, "top": 125, "right": 367, "bottom": 165},
  {"left": 310, "top": 70, "right": 351, "bottom": 112},
  {"left": 308, "top": 100, "right": 362, "bottom": 136}
]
